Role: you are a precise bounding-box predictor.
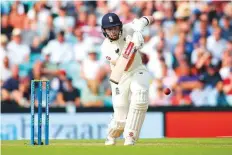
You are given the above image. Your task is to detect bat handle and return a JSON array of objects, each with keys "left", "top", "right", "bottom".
[{"left": 125, "top": 50, "right": 136, "bottom": 71}]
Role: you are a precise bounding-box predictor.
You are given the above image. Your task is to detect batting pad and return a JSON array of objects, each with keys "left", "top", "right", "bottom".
[{"left": 124, "top": 90, "right": 148, "bottom": 140}]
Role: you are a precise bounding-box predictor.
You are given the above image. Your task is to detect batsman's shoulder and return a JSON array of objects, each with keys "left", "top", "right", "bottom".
[
  {"left": 101, "top": 38, "right": 110, "bottom": 52},
  {"left": 100, "top": 39, "right": 113, "bottom": 59}
]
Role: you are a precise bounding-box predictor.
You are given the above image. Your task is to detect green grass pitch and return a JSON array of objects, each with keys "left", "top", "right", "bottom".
[{"left": 2, "top": 138, "right": 232, "bottom": 155}]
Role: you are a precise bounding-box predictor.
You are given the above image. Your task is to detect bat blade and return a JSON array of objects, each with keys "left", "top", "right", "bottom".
[{"left": 110, "top": 42, "right": 135, "bottom": 84}]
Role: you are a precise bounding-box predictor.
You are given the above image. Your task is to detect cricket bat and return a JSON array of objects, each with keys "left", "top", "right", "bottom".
[{"left": 110, "top": 41, "right": 136, "bottom": 84}]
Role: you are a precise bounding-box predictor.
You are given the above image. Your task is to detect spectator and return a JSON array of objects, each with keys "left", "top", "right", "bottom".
[
  {"left": 73, "top": 27, "right": 90, "bottom": 63},
  {"left": 178, "top": 32, "right": 194, "bottom": 54},
  {"left": 192, "top": 14, "right": 211, "bottom": 46},
  {"left": 28, "top": 61, "right": 44, "bottom": 81},
  {"left": 73, "top": 1, "right": 85, "bottom": 18},
  {"left": 81, "top": 48, "right": 105, "bottom": 95},
  {"left": 27, "top": 2, "right": 42, "bottom": 21},
  {"left": 142, "top": 1, "right": 153, "bottom": 17},
  {"left": 64, "top": 27, "right": 76, "bottom": 44},
  {"left": 132, "top": 1, "right": 146, "bottom": 16},
  {"left": 167, "top": 3, "right": 191, "bottom": 42},
  {"left": 176, "top": 63, "right": 202, "bottom": 95},
  {"left": 1, "top": 65, "right": 20, "bottom": 101},
  {"left": 146, "top": 39, "right": 173, "bottom": 79},
  {"left": 0, "top": 34, "right": 9, "bottom": 68},
  {"left": 171, "top": 85, "right": 192, "bottom": 106},
  {"left": 28, "top": 3, "right": 52, "bottom": 44},
  {"left": 1, "top": 15, "right": 13, "bottom": 40},
  {"left": 191, "top": 37, "right": 208, "bottom": 65},
  {"left": 1, "top": 1, "right": 11, "bottom": 15},
  {"left": 207, "top": 27, "right": 227, "bottom": 63},
  {"left": 7, "top": 28, "right": 31, "bottom": 65},
  {"left": 193, "top": 14, "right": 210, "bottom": 37},
  {"left": 172, "top": 43, "right": 191, "bottom": 70},
  {"left": 195, "top": 51, "right": 213, "bottom": 74},
  {"left": 143, "top": 29, "right": 168, "bottom": 55},
  {"left": 1, "top": 57, "right": 12, "bottom": 85},
  {"left": 80, "top": 83, "right": 104, "bottom": 107},
  {"left": 11, "top": 77, "right": 30, "bottom": 107},
  {"left": 95, "top": 1, "right": 109, "bottom": 25},
  {"left": 150, "top": 11, "right": 165, "bottom": 36},
  {"left": 221, "top": 15, "right": 232, "bottom": 41},
  {"left": 211, "top": 18, "right": 220, "bottom": 33},
  {"left": 149, "top": 79, "right": 170, "bottom": 106},
  {"left": 220, "top": 46, "right": 232, "bottom": 80},
  {"left": 56, "top": 77, "right": 81, "bottom": 107},
  {"left": 154, "top": 1, "right": 164, "bottom": 12},
  {"left": 0, "top": 35, "right": 11, "bottom": 85},
  {"left": 47, "top": 1, "right": 64, "bottom": 16},
  {"left": 62, "top": 1, "right": 77, "bottom": 17},
  {"left": 47, "top": 69, "right": 66, "bottom": 103},
  {"left": 22, "top": 18, "right": 38, "bottom": 45},
  {"left": 162, "top": 2, "right": 175, "bottom": 31},
  {"left": 119, "top": 1, "right": 135, "bottom": 23},
  {"left": 8, "top": 2, "right": 26, "bottom": 29},
  {"left": 223, "top": 2, "right": 232, "bottom": 18},
  {"left": 160, "top": 62, "right": 178, "bottom": 89},
  {"left": 40, "top": 15, "right": 56, "bottom": 46},
  {"left": 76, "top": 10, "right": 88, "bottom": 27},
  {"left": 42, "top": 31, "right": 73, "bottom": 64},
  {"left": 53, "top": 6, "right": 75, "bottom": 33},
  {"left": 51, "top": 70, "right": 67, "bottom": 93},
  {"left": 27, "top": 2, "right": 50, "bottom": 27},
  {"left": 30, "top": 36, "right": 43, "bottom": 54},
  {"left": 191, "top": 63, "right": 222, "bottom": 106},
  {"left": 223, "top": 69, "right": 232, "bottom": 106},
  {"left": 199, "top": 64, "right": 223, "bottom": 89},
  {"left": 82, "top": 13, "right": 103, "bottom": 43}
]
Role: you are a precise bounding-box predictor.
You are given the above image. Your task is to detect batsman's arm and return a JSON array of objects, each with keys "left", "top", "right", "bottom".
[
  {"left": 132, "top": 16, "right": 155, "bottom": 32},
  {"left": 142, "top": 16, "right": 155, "bottom": 25}
]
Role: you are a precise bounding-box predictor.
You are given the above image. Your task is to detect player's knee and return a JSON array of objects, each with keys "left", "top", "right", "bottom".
[{"left": 131, "top": 89, "right": 149, "bottom": 110}]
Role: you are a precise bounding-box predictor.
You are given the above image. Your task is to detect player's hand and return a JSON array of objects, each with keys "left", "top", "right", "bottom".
[
  {"left": 132, "top": 31, "right": 144, "bottom": 50},
  {"left": 132, "top": 18, "right": 147, "bottom": 32}
]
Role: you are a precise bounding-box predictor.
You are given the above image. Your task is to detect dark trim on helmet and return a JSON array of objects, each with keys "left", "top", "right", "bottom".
[{"left": 102, "top": 22, "right": 122, "bottom": 29}]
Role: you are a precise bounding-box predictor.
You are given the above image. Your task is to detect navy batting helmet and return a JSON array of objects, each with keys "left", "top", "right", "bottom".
[{"left": 101, "top": 13, "right": 122, "bottom": 39}]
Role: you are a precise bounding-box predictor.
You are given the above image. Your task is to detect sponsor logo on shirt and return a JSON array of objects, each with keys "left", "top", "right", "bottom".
[{"left": 106, "top": 56, "right": 111, "bottom": 61}]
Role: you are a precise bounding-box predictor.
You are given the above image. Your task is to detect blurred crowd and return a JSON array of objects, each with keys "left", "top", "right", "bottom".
[{"left": 1, "top": 1, "right": 232, "bottom": 108}]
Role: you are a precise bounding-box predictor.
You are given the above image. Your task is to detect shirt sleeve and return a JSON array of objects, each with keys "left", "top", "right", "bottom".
[{"left": 100, "top": 40, "right": 111, "bottom": 62}]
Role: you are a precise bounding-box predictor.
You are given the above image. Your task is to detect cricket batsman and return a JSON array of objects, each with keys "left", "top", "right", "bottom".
[{"left": 101, "top": 13, "right": 154, "bottom": 145}]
